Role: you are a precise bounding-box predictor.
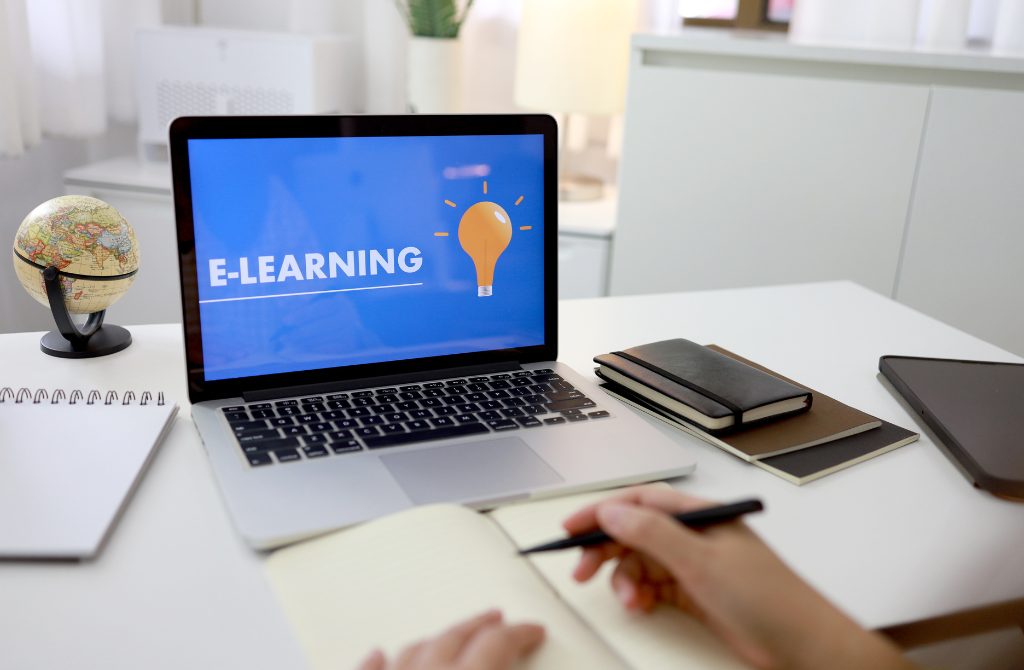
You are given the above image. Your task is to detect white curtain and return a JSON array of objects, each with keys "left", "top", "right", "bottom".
[{"left": 0, "top": 0, "right": 160, "bottom": 157}]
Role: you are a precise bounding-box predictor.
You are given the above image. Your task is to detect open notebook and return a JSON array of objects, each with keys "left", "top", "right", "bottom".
[{"left": 266, "top": 489, "right": 745, "bottom": 669}]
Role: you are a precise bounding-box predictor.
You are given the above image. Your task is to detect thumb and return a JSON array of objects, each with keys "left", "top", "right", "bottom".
[{"left": 596, "top": 502, "right": 704, "bottom": 576}]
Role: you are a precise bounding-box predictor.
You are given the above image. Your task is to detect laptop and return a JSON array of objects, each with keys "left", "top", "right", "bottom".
[{"left": 169, "top": 114, "right": 695, "bottom": 549}]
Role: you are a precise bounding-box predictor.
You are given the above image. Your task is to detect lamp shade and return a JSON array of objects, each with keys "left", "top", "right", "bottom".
[{"left": 515, "top": 0, "right": 637, "bottom": 115}]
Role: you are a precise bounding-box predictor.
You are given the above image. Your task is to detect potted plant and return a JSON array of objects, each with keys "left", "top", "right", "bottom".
[{"left": 394, "top": 0, "right": 475, "bottom": 112}]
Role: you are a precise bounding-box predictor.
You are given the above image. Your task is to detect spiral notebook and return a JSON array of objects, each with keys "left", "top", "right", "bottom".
[{"left": 0, "top": 387, "right": 178, "bottom": 559}]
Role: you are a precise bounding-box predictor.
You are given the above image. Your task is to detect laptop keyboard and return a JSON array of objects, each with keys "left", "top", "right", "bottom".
[{"left": 221, "top": 369, "right": 611, "bottom": 467}]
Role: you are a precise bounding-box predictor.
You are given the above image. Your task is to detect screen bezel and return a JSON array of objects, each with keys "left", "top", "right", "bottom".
[{"left": 169, "top": 114, "right": 558, "bottom": 404}]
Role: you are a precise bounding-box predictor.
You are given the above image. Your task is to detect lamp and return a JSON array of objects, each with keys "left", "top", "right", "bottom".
[{"left": 515, "top": 0, "right": 636, "bottom": 201}]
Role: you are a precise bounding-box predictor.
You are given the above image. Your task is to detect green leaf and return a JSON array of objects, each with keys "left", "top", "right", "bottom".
[{"left": 398, "top": 0, "right": 470, "bottom": 38}]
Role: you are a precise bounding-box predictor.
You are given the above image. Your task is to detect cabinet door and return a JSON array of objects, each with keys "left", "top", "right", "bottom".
[
  {"left": 558, "top": 235, "right": 610, "bottom": 299},
  {"left": 611, "top": 57, "right": 929, "bottom": 296},
  {"left": 896, "top": 87, "right": 1024, "bottom": 356}
]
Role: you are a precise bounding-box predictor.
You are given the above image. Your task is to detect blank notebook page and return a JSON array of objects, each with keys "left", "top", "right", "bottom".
[
  {"left": 265, "top": 503, "right": 622, "bottom": 670},
  {"left": 0, "top": 401, "right": 178, "bottom": 559},
  {"left": 491, "top": 490, "right": 746, "bottom": 670}
]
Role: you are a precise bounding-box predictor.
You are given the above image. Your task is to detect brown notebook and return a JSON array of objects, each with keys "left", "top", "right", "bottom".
[{"left": 598, "top": 345, "right": 881, "bottom": 462}]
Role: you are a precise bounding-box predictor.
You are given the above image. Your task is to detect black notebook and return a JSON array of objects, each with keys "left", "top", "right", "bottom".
[{"left": 595, "top": 339, "right": 811, "bottom": 431}]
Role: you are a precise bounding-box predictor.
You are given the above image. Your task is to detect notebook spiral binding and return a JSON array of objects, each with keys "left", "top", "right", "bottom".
[{"left": 0, "top": 387, "right": 166, "bottom": 406}]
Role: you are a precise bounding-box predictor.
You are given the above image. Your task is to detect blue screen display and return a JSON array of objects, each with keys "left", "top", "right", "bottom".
[{"left": 188, "top": 135, "right": 546, "bottom": 382}]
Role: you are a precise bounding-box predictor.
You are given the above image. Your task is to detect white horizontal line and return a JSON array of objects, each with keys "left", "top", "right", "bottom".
[{"left": 198, "top": 282, "right": 424, "bottom": 304}]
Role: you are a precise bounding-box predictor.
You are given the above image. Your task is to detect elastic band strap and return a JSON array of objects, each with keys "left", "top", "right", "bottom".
[{"left": 612, "top": 351, "right": 744, "bottom": 426}]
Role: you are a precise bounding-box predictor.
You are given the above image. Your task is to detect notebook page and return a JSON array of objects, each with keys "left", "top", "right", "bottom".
[
  {"left": 265, "top": 503, "right": 623, "bottom": 670},
  {"left": 490, "top": 491, "right": 747, "bottom": 670},
  {"left": 0, "top": 401, "right": 177, "bottom": 558}
]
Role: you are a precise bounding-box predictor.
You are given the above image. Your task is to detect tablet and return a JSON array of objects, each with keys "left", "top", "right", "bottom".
[{"left": 879, "top": 355, "right": 1024, "bottom": 499}]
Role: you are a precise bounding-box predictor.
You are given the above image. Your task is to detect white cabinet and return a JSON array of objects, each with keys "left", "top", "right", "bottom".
[
  {"left": 63, "top": 158, "right": 615, "bottom": 325},
  {"left": 613, "top": 29, "right": 1024, "bottom": 354}
]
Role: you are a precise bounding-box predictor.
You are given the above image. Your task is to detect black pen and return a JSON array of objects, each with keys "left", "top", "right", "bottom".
[{"left": 517, "top": 498, "right": 764, "bottom": 555}]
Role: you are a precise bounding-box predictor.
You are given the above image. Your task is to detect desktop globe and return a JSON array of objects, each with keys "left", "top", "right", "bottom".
[{"left": 12, "top": 195, "right": 140, "bottom": 358}]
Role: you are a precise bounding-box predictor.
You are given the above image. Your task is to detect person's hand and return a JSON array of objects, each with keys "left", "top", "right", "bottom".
[
  {"left": 563, "top": 485, "right": 915, "bottom": 670},
  {"left": 356, "top": 610, "right": 544, "bottom": 670}
]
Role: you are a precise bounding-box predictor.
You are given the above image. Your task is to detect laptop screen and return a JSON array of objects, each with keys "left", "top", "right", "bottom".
[{"left": 186, "top": 133, "right": 546, "bottom": 383}]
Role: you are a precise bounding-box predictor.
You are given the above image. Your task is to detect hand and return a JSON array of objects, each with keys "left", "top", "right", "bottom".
[
  {"left": 563, "top": 486, "right": 915, "bottom": 670},
  {"left": 357, "top": 610, "right": 544, "bottom": 670}
]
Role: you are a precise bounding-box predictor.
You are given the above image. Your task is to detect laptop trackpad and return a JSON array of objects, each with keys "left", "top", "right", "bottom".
[{"left": 379, "top": 437, "right": 563, "bottom": 505}]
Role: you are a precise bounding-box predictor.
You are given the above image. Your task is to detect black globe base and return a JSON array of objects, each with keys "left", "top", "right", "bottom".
[
  {"left": 40, "top": 324, "right": 132, "bottom": 359},
  {"left": 38, "top": 264, "right": 133, "bottom": 359}
]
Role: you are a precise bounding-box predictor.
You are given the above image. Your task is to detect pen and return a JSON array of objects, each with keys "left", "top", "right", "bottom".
[{"left": 517, "top": 498, "right": 764, "bottom": 555}]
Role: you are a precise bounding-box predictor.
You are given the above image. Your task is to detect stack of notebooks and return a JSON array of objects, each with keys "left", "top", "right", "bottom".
[{"left": 595, "top": 340, "right": 918, "bottom": 485}]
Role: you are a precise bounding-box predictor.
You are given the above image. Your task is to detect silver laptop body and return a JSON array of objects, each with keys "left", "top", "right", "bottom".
[{"left": 170, "top": 114, "right": 695, "bottom": 549}]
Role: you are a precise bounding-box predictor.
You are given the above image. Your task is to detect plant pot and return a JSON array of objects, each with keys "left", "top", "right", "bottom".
[{"left": 407, "top": 36, "right": 461, "bottom": 113}]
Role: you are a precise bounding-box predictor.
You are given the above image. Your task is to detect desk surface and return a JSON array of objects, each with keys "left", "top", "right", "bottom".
[{"left": 2, "top": 281, "right": 1022, "bottom": 669}]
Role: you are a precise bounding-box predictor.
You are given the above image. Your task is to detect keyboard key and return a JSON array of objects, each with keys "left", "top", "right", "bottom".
[
  {"left": 487, "top": 419, "right": 519, "bottom": 431},
  {"left": 424, "top": 382, "right": 444, "bottom": 388},
  {"left": 236, "top": 429, "right": 280, "bottom": 443},
  {"left": 326, "top": 393, "right": 349, "bottom": 400},
  {"left": 270, "top": 417, "right": 296, "bottom": 427},
  {"left": 352, "top": 390, "right": 373, "bottom": 397},
  {"left": 327, "top": 399, "right": 351, "bottom": 410},
  {"left": 501, "top": 407, "right": 524, "bottom": 418},
  {"left": 546, "top": 397, "right": 596, "bottom": 412},
  {"left": 321, "top": 410, "right": 345, "bottom": 421},
  {"left": 381, "top": 423, "right": 406, "bottom": 434},
  {"left": 372, "top": 403, "right": 395, "bottom": 415},
  {"left": 384, "top": 412, "right": 408, "bottom": 423},
  {"left": 399, "top": 391, "right": 422, "bottom": 400},
  {"left": 410, "top": 409, "right": 432, "bottom": 419},
  {"left": 546, "top": 390, "right": 584, "bottom": 403},
  {"left": 532, "top": 372, "right": 560, "bottom": 382},
  {"left": 304, "top": 433, "right": 327, "bottom": 444},
  {"left": 247, "top": 452, "right": 273, "bottom": 466},
  {"left": 302, "top": 445, "right": 329, "bottom": 458},
  {"left": 274, "top": 448, "right": 301, "bottom": 463},
  {"left": 348, "top": 407, "right": 371, "bottom": 417},
  {"left": 502, "top": 397, "right": 526, "bottom": 407},
  {"left": 396, "top": 401, "right": 419, "bottom": 411},
  {"left": 405, "top": 419, "right": 430, "bottom": 431},
  {"left": 309, "top": 422, "right": 332, "bottom": 432},
  {"left": 335, "top": 418, "right": 359, "bottom": 429},
  {"left": 282, "top": 425, "right": 308, "bottom": 436},
  {"left": 468, "top": 377, "right": 489, "bottom": 383},
  {"left": 447, "top": 385, "right": 468, "bottom": 396},
  {"left": 224, "top": 411, "right": 249, "bottom": 422},
  {"left": 513, "top": 370, "right": 533, "bottom": 377},
  {"left": 361, "top": 415, "right": 384, "bottom": 425},
  {"left": 441, "top": 395, "right": 465, "bottom": 405},
  {"left": 399, "top": 385, "right": 422, "bottom": 391},
  {"left": 509, "top": 387, "right": 532, "bottom": 397},
  {"left": 434, "top": 406, "right": 457, "bottom": 416},
  {"left": 543, "top": 417, "right": 566, "bottom": 425},
  {"left": 587, "top": 410, "right": 611, "bottom": 419},
  {"left": 553, "top": 381, "right": 577, "bottom": 392},
  {"left": 356, "top": 426, "right": 381, "bottom": 437},
  {"left": 430, "top": 416, "right": 454, "bottom": 427},
  {"left": 516, "top": 416, "right": 542, "bottom": 428},
  {"left": 302, "top": 402, "right": 326, "bottom": 413},
  {"left": 456, "top": 403, "right": 480, "bottom": 413},
  {"left": 243, "top": 436, "right": 299, "bottom": 452},
  {"left": 278, "top": 406, "right": 301, "bottom": 416},
  {"left": 301, "top": 396, "right": 325, "bottom": 403},
  {"left": 275, "top": 399, "right": 298, "bottom": 407},
  {"left": 488, "top": 380, "right": 511, "bottom": 389},
  {"left": 376, "top": 394, "right": 399, "bottom": 404},
  {"left": 352, "top": 397, "right": 375, "bottom": 407},
  {"left": 363, "top": 422, "right": 489, "bottom": 449},
  {"left": 491, "top": 373, "right": 512, "bottom": 380},
  {"left": 454, "top": 414, "right": 478, "bottom": 424},
  {"left": 423, "top": 388, "right": 445, "bottom": 397},
  {"left": 328, "top": 430, "right": 353, "bottom": 440},
  {"left": 445, "top": 379, "right": 468, "bottom": 386},
  {"left": 530, "top": 384, "right": 552, "bottom": 394},
  {"left": 232, "top": 420, "right": 269, "bottom": 433},
  {"left": 478, "top": 410, "right": 502, "bottom": 421},
  {"left": 296, "top": 413, "right": 319, "bottom": 424},
  {"left": 487, "top": 390, "right": 510, "bottom": 399},
  {"left": 523, "top": 404, "right": 547, "bottom": 415},
  {"left": 376, "top": 387, "right": 398, "bottom": 394},
  {"left": 566, "top": 414, "right": 589, "bottom": 422},
  {"left": 222, "top": 406, "right": 246, "bottom": 413},
  {"left": 480, "top": 400, "right": 502, "bottom": 410},
  {"left": 561, "top": 408, "right": 583, "bottom": 416},
  {"left": 330, "top": 439, "right": 362, "bottom": 454},
  {"left": 511, "top": 378, "right": 532, "bottom": 387},
  {"left": 525, "top": 394, "right": 547, "bottom": 405},
  {"left": 467, "top": 383, "right": 488, "bottom": 393},
  {"left": 465, "top": 392, "right": 487, "bottom": 402},
  {"left": 421, "top": 398, "right": 442, "bottom": 408}
]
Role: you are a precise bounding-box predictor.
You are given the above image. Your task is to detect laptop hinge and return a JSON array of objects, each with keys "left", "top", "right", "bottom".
[{"left": 242, "top": 361, "right": 522, "bottom": 402}]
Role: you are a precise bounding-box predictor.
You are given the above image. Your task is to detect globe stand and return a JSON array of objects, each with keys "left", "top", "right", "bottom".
[{"left": 39, "top": 266, "right": 132, "bottom": 359}]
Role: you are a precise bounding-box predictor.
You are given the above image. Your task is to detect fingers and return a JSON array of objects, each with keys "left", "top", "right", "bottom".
[
  {"left": 595, "top": 502, "right": 705, "bottom": 578},
  {"left": 421, "top": 609, "right": 503, "bottom": 663},
  {"left": 459, "top": 622, "right": 546, "bottom": 669},
  {"left": 356, "top": 648, "right": 386, "bottom": 670},
  {"left": 562, "top": 486, "right": 712, "bottom": 535}
]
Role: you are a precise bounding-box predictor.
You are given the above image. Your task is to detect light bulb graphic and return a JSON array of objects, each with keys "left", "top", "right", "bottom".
[{"left": 457, "top": 201, "right": 513, "bottom": 297}]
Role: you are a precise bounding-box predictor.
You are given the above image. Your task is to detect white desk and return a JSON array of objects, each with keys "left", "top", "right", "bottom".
[{"left": 2, "top": 281, "right": 1022, "bottom": 669}]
